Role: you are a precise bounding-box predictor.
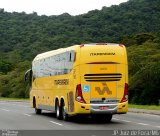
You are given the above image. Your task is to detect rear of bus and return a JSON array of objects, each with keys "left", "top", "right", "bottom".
[{"left": 74, "top": 43, "right": 128, "bottom": 119}]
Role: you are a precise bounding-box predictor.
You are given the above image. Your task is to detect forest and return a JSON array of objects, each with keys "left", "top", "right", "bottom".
[{"left": 0, "top": 0, "right": 160, "bottom": 105}]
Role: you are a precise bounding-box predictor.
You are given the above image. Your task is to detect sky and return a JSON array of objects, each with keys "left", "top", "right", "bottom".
[{"left": 0, "top": 0, "right": 128, "bottom": 16}]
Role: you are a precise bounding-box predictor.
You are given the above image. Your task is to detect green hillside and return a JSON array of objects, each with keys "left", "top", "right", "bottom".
[
  {"left": 125, "top": 33, "right": 160, "bottom": 105},
  {"left": 0, "top": 0, "right": 160, "bottom": 104}
]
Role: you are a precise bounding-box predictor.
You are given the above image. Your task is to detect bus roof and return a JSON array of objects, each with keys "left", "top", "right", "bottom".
[
  {"left": 33, "top": 43, "right": 124, "bottom": 62},
  {"left": 33, "top": 45, "right": 79, "bottom": 61}
]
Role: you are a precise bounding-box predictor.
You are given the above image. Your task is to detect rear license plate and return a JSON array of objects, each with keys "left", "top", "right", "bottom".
[{"left": 99, "top": 106, "right": 108, "bottom": 110}]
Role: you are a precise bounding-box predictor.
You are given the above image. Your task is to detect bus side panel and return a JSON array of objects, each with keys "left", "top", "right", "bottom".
[
  {"left": 117, "top": 63, "right": 128, "bottom": 113},
  {"left": 117, "top": 47, "right": 128, "bottom": 113}
]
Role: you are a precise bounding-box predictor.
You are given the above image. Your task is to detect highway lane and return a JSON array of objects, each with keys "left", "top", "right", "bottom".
[{"left": 0, "top": 101, "right": 160, "bottom": 130}]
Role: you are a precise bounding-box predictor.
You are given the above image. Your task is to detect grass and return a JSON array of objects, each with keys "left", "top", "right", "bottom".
[
  {"left": 129, "top": 104, "right": 160, "bottom": 110},
  {"left": 0, "top": 97, "right": 29, "bottom": 101}
]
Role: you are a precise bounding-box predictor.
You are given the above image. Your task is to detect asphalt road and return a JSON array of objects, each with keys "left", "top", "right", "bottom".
[{"left": 0, "top": 101, "right": 159, "bottom": 136}]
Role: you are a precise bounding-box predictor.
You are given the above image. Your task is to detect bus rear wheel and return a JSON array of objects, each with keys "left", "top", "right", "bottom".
[
  {"left": 55, "top": 101, "right": 62, "bottom": 120},
  {"left": 106, "top": 114, "right": 112, "bottom": 122},
  {"left": 35, "top": 108, "right": 42, "bottom": 114},
  {"left": 33, "top": 98, "right": 41, "bottom": 114},
  {"left": 62, "top": 103, "right": 69, "bottom": 121},
  {"left": 92, "top": 114, "right": 112, "bottom": 123}
]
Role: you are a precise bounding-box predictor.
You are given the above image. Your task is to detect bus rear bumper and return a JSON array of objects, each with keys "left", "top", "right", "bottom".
[
  {"left": 74, "top": 101, "right": 128, "bottom": 115},
  {"left": 90, "top": 103, "right": 117, "bottom": 114},
  {"left": 90, "top": 102, "right": 128, "bottom": 114},
  {"left": 117, "top": 101, "right": 128, "bottom": 113}
]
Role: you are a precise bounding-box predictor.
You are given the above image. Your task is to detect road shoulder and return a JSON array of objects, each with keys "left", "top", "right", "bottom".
[{"left": 129, "top": 108, "right": 160, "bottom": 116}]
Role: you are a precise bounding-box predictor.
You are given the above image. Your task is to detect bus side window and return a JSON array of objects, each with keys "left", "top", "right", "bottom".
[
  {"left": 69, "top": 53, "right": 72, "bottom": 62},
  {"left": 25, "top": 69, "right": 32, "bottom": 86},
  {"left": 69, "top": 51, "right": 75, "bottom": 62}
]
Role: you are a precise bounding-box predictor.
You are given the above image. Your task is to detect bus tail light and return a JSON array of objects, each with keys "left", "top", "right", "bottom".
[
  {"left": 96, "top": 43, "right": 107, "bottom": 45},
  {"left": 80, "top": 44, "right": 84, "bottom": 48},
  {"left": 119, "top": 44, "right": 124, "bottom": 47},
  {"left": 120, "top": 83, "right": 128, "bottom": 103},
  {"left": 76, "top": 84, "right": 86, "bottom": 103}
]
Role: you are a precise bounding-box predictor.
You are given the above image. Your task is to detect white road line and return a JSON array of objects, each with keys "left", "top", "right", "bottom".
[
  {"left": 113, "top": 118, "right": 120, "bottom": 121},
  {"left": 137, "top": 123, "right": 149, "bottom": 126},
  {"left": 23, "top": 113, "right": 31, "bottom": 117},
  {"left": 113, "top": 117, "right": 159, "bottom": 128},
  {"left": 1, "top": 108, "right": 10, "bottom": 112},
  {"left": 113, "top": 118, "right": 131, "bottom": 123},
  {"left": 50, "top": 121, "right": 63, "bottom": 126},
  {"left": 121, "top": 120, "right": 131, "bottom": 123},
  {"left": 9, "top": 103, "right": 30, "bottom": 108},
  {"left": 0, "top": 103, "right": 30, "bottom": 108},
  {"left": 16, "top": 105, "right": 30, "bottom": 108}
]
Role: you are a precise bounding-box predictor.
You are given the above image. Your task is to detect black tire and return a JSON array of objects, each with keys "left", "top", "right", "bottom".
[
  {"left": 33, "top": 98, "right": 41, "bottom": 114},
  {"left": 35, "top": 108, "right": 42, "bottom": 114},
  {"left": 55, "top": 100, "right": 62, "bottom": 120},
  {"left": 62, "top": 103, "right": 69, "bottom": 121},
  {"left": 106, "top": 114, "right": 112, "bottom": 122},
  {"left": 92, "top": 114, "right": 112, "bottom": 123}
]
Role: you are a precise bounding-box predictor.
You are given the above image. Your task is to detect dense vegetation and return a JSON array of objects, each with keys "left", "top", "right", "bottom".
[
  {"left": 124, "top": 33, "right": 160, "bottom": 105},
  {"left": 0, "top": 0, "right": 160, "bottom": 105}
]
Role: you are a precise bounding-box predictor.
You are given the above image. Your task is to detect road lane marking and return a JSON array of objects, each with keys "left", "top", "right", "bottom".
[
  {"left": 113, "top": 118, "right": 131, "bottom": 123},
  {"left": 23, "top": 113, "right": 31, "bottom": 117},
  {"left": 137, "top": 123, "right": 149, "bottom": 126},
  {"left": 9, "top": 104, "right": 29, "bottom": 108},
  {"left": 0, "top": 102, "right": 29, "bottom": 108},
  {"left": 50, "top": 121, "right": 63, "bottom": 126},
  {"left": 121, "top": 120, "right": 131, "bottom": 123},
  {"left": 113, "top": 117, "right": 160, "bottom": 129},
  {"left": 16, "top": 105, "right": 30, "bottom": 108},
  {"left": 11, "top": 103, "right": 30, "bottom": 107},
  {"left": 113, "top": 118, "right": 120, "bottom": 121},
  {"left": 1, "top": 108, "right": 10, "bottom": 112}
]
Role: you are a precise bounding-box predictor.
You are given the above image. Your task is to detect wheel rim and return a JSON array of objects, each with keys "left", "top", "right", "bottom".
[
  {"left": 62, "top": 106, "right": 66, "bottom": 120},
  {"left": 56, "top": 104, "right": 60, "bottom": 117}
]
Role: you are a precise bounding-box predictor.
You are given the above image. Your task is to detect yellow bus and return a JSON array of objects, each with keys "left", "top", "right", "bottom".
[{"left": 25, "top": 43, "right": 128, "bottom": 122}]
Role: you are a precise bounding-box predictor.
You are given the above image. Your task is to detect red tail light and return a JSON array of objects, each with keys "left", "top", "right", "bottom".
[
  {"left": 96, "top": 43, "right": 107, "bottom": 45},
  {"left": 76, "top": 84, "right": 86, "bottom": 103},
  {"left": 119, "top": 43, "right": 124, "bottom": 47},
  {"left": 80, "top": 44, "right": 84, "bottom": 48},
  {"left": 120, "top": 83, "right": 128, "bottom": 103}
]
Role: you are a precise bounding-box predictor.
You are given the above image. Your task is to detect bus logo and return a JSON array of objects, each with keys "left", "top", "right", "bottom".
[
  {"left": 83, "top": 85, "right": 90, "bottom": 92},
  {"left": 95, "top": 83, "right": 112, "bottom": 95}
]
